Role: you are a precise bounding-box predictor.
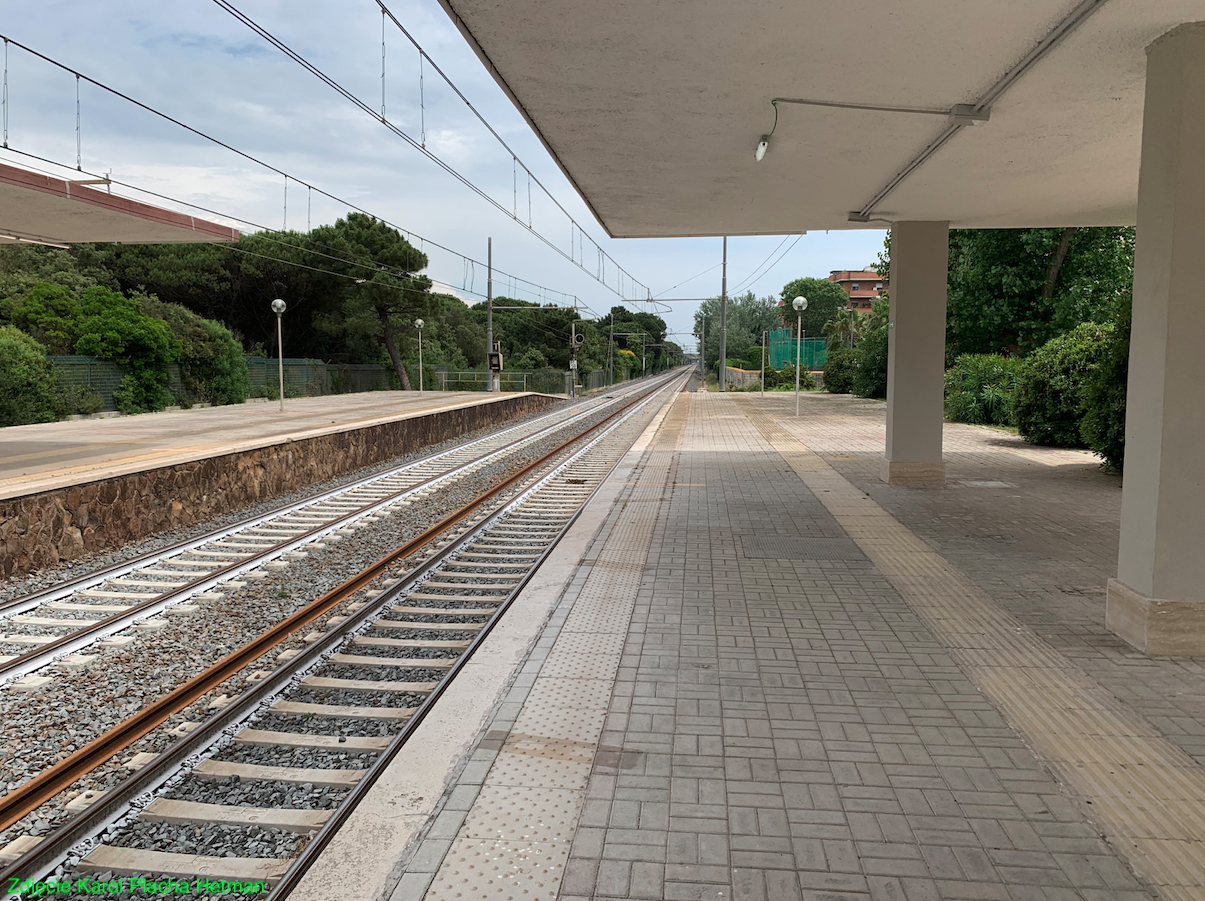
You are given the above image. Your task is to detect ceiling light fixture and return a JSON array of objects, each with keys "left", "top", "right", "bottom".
[{"left": 754, "top": 100, "right": 779, "bottom": 162}]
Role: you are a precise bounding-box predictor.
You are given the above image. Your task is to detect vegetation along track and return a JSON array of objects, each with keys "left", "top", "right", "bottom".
[{"left": 0, "top": 371, "right": 688, "bottom": 897}]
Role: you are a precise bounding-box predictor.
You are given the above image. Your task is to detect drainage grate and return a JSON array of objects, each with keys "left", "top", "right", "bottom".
[{"left": 740, "top": 535, "right": 868, "bottom": 561}]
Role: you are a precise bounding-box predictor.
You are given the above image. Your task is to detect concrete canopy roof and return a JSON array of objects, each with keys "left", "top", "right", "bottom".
[
  {"left": 437, "top": 0, "right": 1201, "bottom": 237},
  {"left": 0, "top": 163, "right": 238, "bottom": 246}
]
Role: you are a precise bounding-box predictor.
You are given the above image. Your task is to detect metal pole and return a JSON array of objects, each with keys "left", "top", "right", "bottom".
[
  {"left": 718, "top": 236, "right": 728, "bottom": 392},
  {"left": 276, "top": 314, "right": 285, "bottom": 414},
  {"left": 699, "top": 317, "right": 705, "bottom": 388},
  {"left": 761, "top": 330, "right": 766, "bottom": 395},
  {"left": 486, "top": 237, "right": 495, "bottom": 392},
  {"left": 417, "top": 333, "right": 423, "bottom": 393},
  {"left": 609, "top": 312, "right": 614, "bottom": 387},
  {"left": 795, "top": 314, "right": 802, "bottom": 417}
]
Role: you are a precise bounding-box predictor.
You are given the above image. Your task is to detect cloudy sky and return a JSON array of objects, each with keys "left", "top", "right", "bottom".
[{"left": 0, "top": 0, "right": 885, "bottom": 349}]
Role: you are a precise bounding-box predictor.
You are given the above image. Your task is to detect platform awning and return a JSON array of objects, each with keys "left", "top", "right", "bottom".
[
  {"left": 0, "top": 162, "right": 238, "bottom": 245},
  {"left": 437, "top": 0, "right": 1199, "bottom": 237}
]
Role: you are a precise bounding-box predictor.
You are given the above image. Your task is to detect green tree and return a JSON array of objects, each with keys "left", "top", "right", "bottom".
[
  {"left": 0, "top": 326, "right": 60, "bottom": 426},
  {"left": 779, "top": 277, "right": 849, "bottom": 338},
  {"left": 307, "top": 213, "right": 432, "bottom": 389},
  {"left": 692, "top": 292, "right": 780, "bottom": 375},
  {"left": 852, "top": 296, "right": 890, "bottom": 399},
  {"left": 139, "top": 295, "right": 250, "bottom": 405},
  {"left": 823, "top": 308, "right": 862, "bottom": 350},
  {"left": 1, "top": 282, "right": 81, "bottom": 353},
  {"left": 73, "top": 286, "right": 181, "bottom": 413},
  {"left": 1081, "top": 297, "right": 1130, "bottom": 471},
  {"left": 946, "top": 227, "right": 1133, "bottom": 357},
  {"left": 1014, "top": 322, "right": 1113, "bottom": 447}
]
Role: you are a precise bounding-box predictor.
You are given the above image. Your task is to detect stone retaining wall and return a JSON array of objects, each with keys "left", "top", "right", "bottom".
[{"left": 0, "top": 394, "right": 556, "bottom": 578}]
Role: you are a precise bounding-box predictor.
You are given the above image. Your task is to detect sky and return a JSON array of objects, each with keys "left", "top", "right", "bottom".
[{"left": 0, "top": 0, "right": 886, "bottom": 352}]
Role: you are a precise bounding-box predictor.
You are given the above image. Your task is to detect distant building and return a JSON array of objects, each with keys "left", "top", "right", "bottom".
[{"left": 828, "top": 269, "right": 884, "bottom": 312}]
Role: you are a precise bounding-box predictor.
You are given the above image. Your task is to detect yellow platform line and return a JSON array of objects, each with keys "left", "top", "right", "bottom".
[{"left": 740, "top": 396, "right": 1205, "bottom": 897}]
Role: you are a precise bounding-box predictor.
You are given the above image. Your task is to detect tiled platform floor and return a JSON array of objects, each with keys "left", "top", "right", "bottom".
[{"left": 392, "top": 391, "right": 1205, "bottom": 901}]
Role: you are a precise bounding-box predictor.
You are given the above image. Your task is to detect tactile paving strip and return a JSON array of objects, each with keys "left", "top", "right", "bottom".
[
  {"left": 420, "top": 393, "right": 690, "bottom": 901},
  {"left": 743, "top": 398, "right": 1205, "bottom": 900},
  {"left": 424, "top": 838, "right": 567, "bottom": 900},
  {"left": 462, "top": 785, "right": 584, "bottom": 842},
  {"left": 511, "top": 702, "right": 607, "bottom": 744}
]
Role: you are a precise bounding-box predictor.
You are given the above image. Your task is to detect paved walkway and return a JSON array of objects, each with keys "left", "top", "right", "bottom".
[
  {"left": 360, "top": 391, "right": 1205, "bottom": 901},
  {"left": 0, "top": 391, "right": 526, "bottom": 500}
]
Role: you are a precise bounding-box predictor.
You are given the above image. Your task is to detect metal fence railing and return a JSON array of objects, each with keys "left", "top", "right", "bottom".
[
  {"left": 49, "top": 356, "right": 400, "bottom": 410},
  {"left": 434, "top": 370, "right": 572, "bottom": 395},
  {"left": 50, "top": 356, "right": 184, "bottom": 412},
  {"left": 767, "top": 330, "right": 827, "bottom": 369}
]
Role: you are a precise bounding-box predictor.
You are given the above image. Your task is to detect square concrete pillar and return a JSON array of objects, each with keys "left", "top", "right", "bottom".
[
  {"left": 1108, "top": 24, "right": 1205, "bottom": 655},
  {"left": 882, "top": 220, "right": 949, "bottom": 487}
]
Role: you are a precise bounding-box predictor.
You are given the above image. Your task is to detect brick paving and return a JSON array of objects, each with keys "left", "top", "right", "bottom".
[
  {"left": 402, "top": 390, "right": 1202, "bottom": 901},
  {"left": 558, "top": 393, "right": 1152, "bottom": 900},
  {"left": 762, "top": 393, "right": 1205, "bottom": 769}
]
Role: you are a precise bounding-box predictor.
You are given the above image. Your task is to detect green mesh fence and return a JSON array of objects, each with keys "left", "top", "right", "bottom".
[{"left": 768, "top": 330, "right": 826, "bottom": 369}]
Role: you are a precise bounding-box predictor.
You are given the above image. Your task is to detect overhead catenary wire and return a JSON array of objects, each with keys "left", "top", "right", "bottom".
[
  {"left": 0, "top": 35, "right": 628, "bottom": 314},
  {"left": 210, "top": 1, "right": 657, "bottom": 307},
  {"left": 372, "top": 0, "right": 649, "bottom": 302},
  {"left": 0, "top": 143, "right": 581, "bottom": 312},
  {"left": 729, "top": 234, "right": 803, "bottom": 294}
]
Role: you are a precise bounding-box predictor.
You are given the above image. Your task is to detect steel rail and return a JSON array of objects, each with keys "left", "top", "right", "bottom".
[
  {"left": 0, "top": 384, "right": 654, "bottom": 684},
  {"left": 272, "top": 373, "right": 687, "bottom": 896},
  {"left": 0, "top": 373, "right": 682, "bottom": 874},
  {"left": 0, "top": 391, "right": 612, "bottom": 617}
]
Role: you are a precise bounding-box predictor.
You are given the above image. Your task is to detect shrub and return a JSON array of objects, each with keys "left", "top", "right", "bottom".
[
  {"left": 1, "top": 282, "right": 79, "bottom": 353},
  {"left": 74, "top": 286, "right": 180, "bottom": 413},
  {"left": 852, "top": 325, "right": 889, "bottom": 398},
  {"left": 138, "top": 296, "right": 249, "bottom": 405},
  {"left": 509, "top": 348, "right": 550, "bottom": 370},
  {"left": 60, "top": 384, "right": 104, "bottom": 416},
  {"left": 944, "top": 354, "right": 1024, "bottom": 426},
  {"left": 1081, "top": 301, "right": 1129, "bottom": 471},
  {"left": 1014, "top": 322, "right": 1113, "bottom": 447},
  {"left": 0, "top": 326, "right": 60, "bottom": 426},
  {"left": 764, "top": 363, "right": 815, "bottom": 391},
  {"left": 823, "top": 349, "right": 857, "bottom": 394}
]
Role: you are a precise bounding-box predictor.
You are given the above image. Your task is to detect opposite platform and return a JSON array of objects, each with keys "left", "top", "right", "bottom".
[
  {"left": 346, "top": 390, "right": 1205, "bottom": 901},
  {"left": 0, "top": 391, "right": 558, "bottom": 576},
  {"left": 0, "top": 391, "right": 547, "bottom": 499}
]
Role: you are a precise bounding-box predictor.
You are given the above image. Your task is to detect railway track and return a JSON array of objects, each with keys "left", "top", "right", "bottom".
[
  {"left": 0, "top": 371, "right": 687, "bottom": 897},
  {"left": 0, "top": 380, "right": 662, "bottom": 689}
]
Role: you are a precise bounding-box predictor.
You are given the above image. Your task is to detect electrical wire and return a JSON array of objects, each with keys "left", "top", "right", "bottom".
[
  {"left": 730, "top": 234, "right": 803, "bottom": 294},
  {"left": 0, "top": 142, "right": 576, "bottom": 309},
  {"left": 209, "top": 1, "right": 655, "bottom": 305},
  {"left": 0, "top": 36, "right": 611, "bottom": 310},
  {"left": 653, "top": 262, "right": 723, "bottom": 298},
  {"left": 729, "top": 235, "right": 790, "bottom": 293},
  {"left": 374, "top": 0, "right": 643, "bottom": 299}
]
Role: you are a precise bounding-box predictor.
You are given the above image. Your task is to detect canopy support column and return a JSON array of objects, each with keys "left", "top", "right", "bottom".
[
  {"left": 1108, "top": 24, "right": 1205, "bottom": 654},
  {"left": 882, "top": 220, "right": 949, "bottom": 487}
]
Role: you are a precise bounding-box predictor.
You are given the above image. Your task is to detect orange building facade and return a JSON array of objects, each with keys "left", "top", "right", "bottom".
[{"left": 828, "top": 269, "right": 884, "bottom": 312}]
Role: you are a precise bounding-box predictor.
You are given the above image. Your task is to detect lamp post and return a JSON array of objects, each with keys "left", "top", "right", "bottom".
[
  {"left": 793, "top": 296, "right": 808, "bottom": 417},
  {"left": 271, "top": 298, "right": 286, "bottom": 413},
  {"left": 414, "top": 318, "right": 425, "bottom": 393}
]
